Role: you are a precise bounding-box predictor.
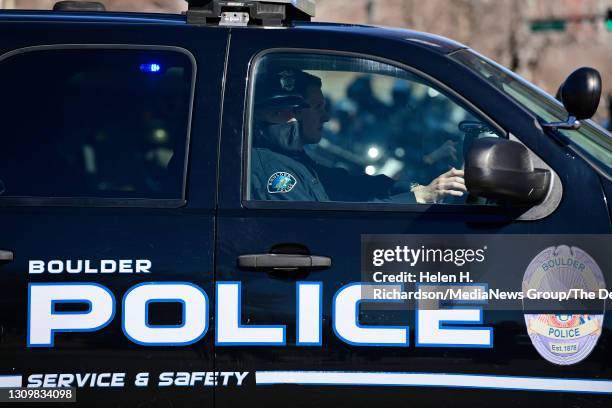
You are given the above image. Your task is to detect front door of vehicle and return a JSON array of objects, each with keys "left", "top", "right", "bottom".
[
  {"left": 216, "top": 28, "right": 611, "bottom": 408},
  {"left": 0, "top": 24, "right": 228, "bottom": 407}
]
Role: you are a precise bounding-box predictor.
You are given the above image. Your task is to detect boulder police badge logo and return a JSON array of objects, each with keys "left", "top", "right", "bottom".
[
  {"left": 522, "top": 245, "right": 605, "bottom": 365},
  {"left": 267, "top": 172, "right": 297, "bottom": 194}
]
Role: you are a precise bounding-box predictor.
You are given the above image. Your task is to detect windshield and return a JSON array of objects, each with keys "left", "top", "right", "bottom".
[{"left": 451, "top": 49, "right": 612, "bottom": 177}]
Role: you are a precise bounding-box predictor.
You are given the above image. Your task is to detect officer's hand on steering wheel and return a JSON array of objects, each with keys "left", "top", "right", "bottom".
[{"left": 411, "top": 167, "right": 467, "bottom": 204}]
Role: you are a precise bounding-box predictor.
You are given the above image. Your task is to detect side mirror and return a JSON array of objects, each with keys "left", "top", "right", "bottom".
[
  {"left": 542, "top": 67, "right": 602, "bottom": 130},
  {"left": 465, "top": 138, "right": 551, "bottom": 205}
]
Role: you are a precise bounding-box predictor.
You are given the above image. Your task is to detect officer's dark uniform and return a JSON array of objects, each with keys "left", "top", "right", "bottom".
[
  {"left": 251, "top": 120, "right": 413, "bottom": 202},
  {"left": 251, "top": 121, "right": 330, "bottom": 201}
]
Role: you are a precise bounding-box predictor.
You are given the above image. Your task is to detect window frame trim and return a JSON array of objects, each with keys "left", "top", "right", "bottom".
[
  {"left": 241, "top": 47, "right": 509, "bottom": 214},
  {"left": 0, "top": 43, "right": 197, "bottom": 208}
]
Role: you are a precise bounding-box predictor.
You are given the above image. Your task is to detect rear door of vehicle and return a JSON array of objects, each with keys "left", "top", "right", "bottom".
[
  {"left": 0, "top": 19, "right": 227, "bottom": 407},
  {"left": 215, "top": 26, "right": 611, "bottom": 408}
]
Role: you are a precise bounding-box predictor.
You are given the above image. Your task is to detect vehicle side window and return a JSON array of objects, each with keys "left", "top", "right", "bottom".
[
  {"left": 0, "top": 48, "right": 193, "bottom": 200},
  {"left": 247, "top": 52, "right": 503, "bottom": 205}
]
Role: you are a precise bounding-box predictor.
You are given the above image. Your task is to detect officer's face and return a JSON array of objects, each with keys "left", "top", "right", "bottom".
[{"left": 297, "top": 85, "right": 329, "bottom": 144}]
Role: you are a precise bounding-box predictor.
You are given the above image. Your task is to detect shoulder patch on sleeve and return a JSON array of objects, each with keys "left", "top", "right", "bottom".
[{"left": 267, "top": 172, "right": 298, "bottom": 193}]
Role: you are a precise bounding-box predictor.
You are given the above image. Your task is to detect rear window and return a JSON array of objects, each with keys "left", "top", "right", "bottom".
[{"left": 0, "top": 47, "right": 194, "bottom": 202}]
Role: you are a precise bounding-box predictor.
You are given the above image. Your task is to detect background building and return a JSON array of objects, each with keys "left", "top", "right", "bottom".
[{"left": 2, "top": 0, "right": 611, "bottom": 125}]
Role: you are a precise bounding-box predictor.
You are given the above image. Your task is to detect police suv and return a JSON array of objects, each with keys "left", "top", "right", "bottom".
[{"left": 0, "top": 0, "right": 611, "bottom": 407}]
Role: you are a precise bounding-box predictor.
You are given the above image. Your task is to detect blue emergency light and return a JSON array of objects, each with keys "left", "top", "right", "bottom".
[{"left": 140, "top": 63, "right": 161, "bottom": 73}]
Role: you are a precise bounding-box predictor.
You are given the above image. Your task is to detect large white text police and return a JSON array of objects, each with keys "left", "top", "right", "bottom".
[{"left": 27, "top": 282, "right": 492, "bottom": 348}]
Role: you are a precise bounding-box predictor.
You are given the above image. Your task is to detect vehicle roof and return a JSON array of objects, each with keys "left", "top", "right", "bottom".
[
  {"left": 0, "top": 9, "right": 187, "bottom": 24},
  {"left": 294, "top": 22, "right": 466, "bottom": 54},
  {"left": 0, "top": 10, "right": 466, "bottom": 54}
]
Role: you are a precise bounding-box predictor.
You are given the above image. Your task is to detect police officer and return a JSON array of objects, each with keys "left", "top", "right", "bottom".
[
  {"left": 251, "top": 69, "right": 467, "bottom": 203},
  {"left": 251, "top": 70, "right": 404, "bottom": 202},
  {"left": 250, "top": 70, "right": 330, "bottom": 201}
]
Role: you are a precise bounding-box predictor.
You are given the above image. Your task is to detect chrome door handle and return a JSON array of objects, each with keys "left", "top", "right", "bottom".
[{"left": 237, "top": 253, "right": 331, "bottom": 272}]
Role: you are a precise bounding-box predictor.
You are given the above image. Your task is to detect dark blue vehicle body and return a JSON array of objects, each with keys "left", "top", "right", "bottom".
[{"left": 0, "top": 8, "right": 610, "bottom": 408}]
